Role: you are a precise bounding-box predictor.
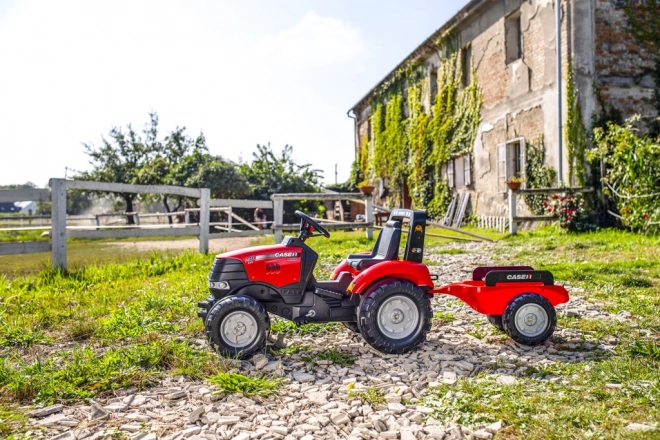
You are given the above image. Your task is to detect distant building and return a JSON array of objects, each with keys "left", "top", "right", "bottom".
[
  {"left": 349, "top": 0, "right": 655, "bottom": 219},
  {"left": 0, "top": 202, "right": 21, "bottom": 213},
  {"left": 0, "top": 201, "right": 36, "bottom": 214}
]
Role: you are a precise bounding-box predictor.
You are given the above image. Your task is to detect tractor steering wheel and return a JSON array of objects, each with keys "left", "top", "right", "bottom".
[{"left": 295, "top": 210, "right": 331, "bottom": 241}]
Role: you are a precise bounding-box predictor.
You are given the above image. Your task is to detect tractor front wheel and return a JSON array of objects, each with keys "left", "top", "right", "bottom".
[
  {"left": 486, "top": 315, "right": 504, "bottom": 331},
  {"left": 502, "top": 293, "right": 556, "bottom": 345},
  {"left": 342, "top": 322, "right": 360, "bottom": 333},
  {"left": 358, "top": 280, "right": 432, "bottom": 354},
  {"left": 205, "top": 295, "right": 270, "bottom": 358}
]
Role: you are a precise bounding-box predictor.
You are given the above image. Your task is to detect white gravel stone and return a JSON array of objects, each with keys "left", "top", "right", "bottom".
[
  {"left": 216, "top": 416, "right": 241, "bottom": 426},
  {"left": 625, "top": 423, "right": 655, "bottom": 431},
  {"left": 28, "top": 404, "right": 63, "bottom": 418},
  {"left": 293, "top": 372, "right": 316, "bottom": 383},
  {"left": 496, "top": 375, "right": 517, "bottom": 385}
]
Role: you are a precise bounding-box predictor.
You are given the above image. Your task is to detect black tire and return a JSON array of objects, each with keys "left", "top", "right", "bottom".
[
  {"left": 487, "top": 315, "right": 504, "bottom": 331},
  {"left": 502, "top": 293, "right": 556, "bottom": 346},
  {"left": 342, "top": 322, "right": 360, "bottom": 333},
  {"left": 205, "top": 295, "right": 270, "bottom": 358},
  {"left": 358, "top": 280, "right": 432, "bottom": 354}
]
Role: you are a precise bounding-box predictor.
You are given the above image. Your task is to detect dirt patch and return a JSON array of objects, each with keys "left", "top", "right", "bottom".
[{"left": 108, "top": 236, "right": 259, "bottom": 253}]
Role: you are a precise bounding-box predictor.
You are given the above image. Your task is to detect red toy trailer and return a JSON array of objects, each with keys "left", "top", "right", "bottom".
[{"left": 198, "top": 209, "right": 569, "bottom": 357}]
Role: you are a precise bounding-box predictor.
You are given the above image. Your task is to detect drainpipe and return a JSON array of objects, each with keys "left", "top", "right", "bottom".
[
  {"left": 347, "top": 109, "right": 358, "bottom": 162},
  {"left": 556, "top": 0, "right": 563, "bottom": 184}
]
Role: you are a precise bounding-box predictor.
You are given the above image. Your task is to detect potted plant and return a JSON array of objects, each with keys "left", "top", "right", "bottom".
[
  {"left": 505, "top": 175, "right": 525, "bottom": 191},
  {"left": 358, "top": 181, "right": 375, "bottom": 195}
]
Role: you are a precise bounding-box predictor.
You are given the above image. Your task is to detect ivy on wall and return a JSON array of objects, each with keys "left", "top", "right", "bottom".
[
  {"left": 565, "top": 58, "right": 587, "bottom": 186},
  {"left": 524, "top": 135, "right": 558, "bottom": 215},
  {"left": 358, "top": 31, "right": 483, "bottom": 217}
]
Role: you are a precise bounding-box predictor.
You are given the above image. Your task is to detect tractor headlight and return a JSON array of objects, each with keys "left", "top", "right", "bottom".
[{"left": 209, "top": 281, "right": 231, "bottom": 290}]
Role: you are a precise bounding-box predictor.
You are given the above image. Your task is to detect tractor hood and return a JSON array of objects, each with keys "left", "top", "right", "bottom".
[{"left": 215, "top": 244, "right": 304, "bottom": 287}]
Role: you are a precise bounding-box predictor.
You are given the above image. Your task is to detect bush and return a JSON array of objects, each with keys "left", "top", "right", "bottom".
[{"left": 591, "top": 117, "right": 660, "bottom": 234}]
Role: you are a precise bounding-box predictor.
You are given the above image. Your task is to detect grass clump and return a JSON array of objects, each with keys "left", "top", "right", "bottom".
[
  {"left": 348, "top": 387, "right": 385, "bottom": 407},
  {"left": 271, "top": 344, "right": 309, "bottom": 356},
  {"left": 435, "top": 248, "right": 467, "bottom": 255},
  {"left": 315, "top": 349, "right": 355, "bottom": 367},
  {"left": 270, "top": 319, "right": 341, "bottom": 335},
  {"left": 433, "top": 311, "right": 454, "bottom": 323},
  {"left": 208, "top": 372, "right": 282, "bottom": 397},
  {"left": 620, "top": 274, "right": 654, "bottom": 288},
  {"left": 628, "top": 340, "right": 660, "bottom": 361},
  {"left": 0, "top": 327, "right": 51, "bottom": 348}
]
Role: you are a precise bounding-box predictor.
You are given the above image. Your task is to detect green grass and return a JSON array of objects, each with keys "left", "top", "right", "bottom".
[
  {"left": 269, "top": 318, "right": 341, "bottom": 335},
  {"left": 315, "top": 349, "right": 355, "bottom": 367},
  {"left": 208, "top": 372, "right": 282, "bottom": 397},
  {"left": 348, "top": 387, "right": 385, "bottom": 407}
]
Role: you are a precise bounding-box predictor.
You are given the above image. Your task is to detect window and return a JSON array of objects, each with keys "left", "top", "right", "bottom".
[
  {"left": 447, "top": 160, "right": 455, "bottom": 188},
  {"left": 455, "top": 156, "right": 464, "bottom": 188},
  {"left": 505, "top": 11, "right": 522, "bottom": 64},
  {"left": 464, "top": 154, "right": 472, "bottom": 186},
  {"left": 462, "top": 45, "right": 472, "bottom": 87},
  {"left": 496, "top": 138, "right": 527, "bottom": 193}
]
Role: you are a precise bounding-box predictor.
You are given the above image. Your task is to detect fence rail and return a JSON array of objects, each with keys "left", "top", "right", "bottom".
[
  {"left": 2, "top": 183, "right": 380, "bottom": 269},
  {"left": 508, "top": 187, "right": 594, "bottom": 235}
]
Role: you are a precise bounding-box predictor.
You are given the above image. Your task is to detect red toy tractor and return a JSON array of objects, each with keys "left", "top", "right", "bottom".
[{"left": 198, "top": 210, "right": 569, "bottom": 357}]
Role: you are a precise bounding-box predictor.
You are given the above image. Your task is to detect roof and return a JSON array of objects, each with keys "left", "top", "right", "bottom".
[{"left": 349, "top": 0, "right": 490, "bottom": 113}]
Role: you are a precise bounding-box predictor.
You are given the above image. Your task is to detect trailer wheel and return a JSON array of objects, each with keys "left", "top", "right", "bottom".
[
  {"left": 342, "top": 322, "right": 360, "bottom": 333},
  {"left": 205, "top": 295, "right": 270, "bottom": 358},
  {"left": 486, "top": 315, "right": 504, "bottom": 331},
  {"left": 358, "top": 280, "right": 432, "bottom": 354},
  {"left": 502, "top": 293, "right": 556, "bottom": 346}
]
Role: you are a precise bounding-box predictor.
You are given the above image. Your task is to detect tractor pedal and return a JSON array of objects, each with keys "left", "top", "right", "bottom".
[
  {"left": 314, "top": 287, "right": 345, "bottom": 300},
  {"left": 293, "top": 316, "right": 308, "bottom": 326}
]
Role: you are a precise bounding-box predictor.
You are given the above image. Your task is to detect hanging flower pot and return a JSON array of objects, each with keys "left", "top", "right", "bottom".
[
  {"left": 505, "top": 181, "right": 521, "bottom": 191},
  {"left": 358, "top": 185, "right": 375, "bottom": 195}
]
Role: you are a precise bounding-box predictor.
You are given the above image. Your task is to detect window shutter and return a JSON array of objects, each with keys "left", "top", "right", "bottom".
[
  {"left": 497, "top": 144, "right": 506, "bottom": 193},
  {"left": 464, "top": 154, "right": 472, "bottom": 186},
  {"left": 448, "top": 160, "right": 455, "bottom": 188}
]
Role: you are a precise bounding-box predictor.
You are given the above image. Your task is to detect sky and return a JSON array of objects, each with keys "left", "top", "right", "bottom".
[{"left": 0, "top": 0, "right": 467, "bottom": 187}]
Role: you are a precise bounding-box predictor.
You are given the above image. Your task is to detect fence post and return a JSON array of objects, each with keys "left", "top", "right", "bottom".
[
  {"left": 199, "top": 189, "right": 210, "bottom": 254},
  {"left": 185, "top": 210, "right": 190, "bottom": 224},
  {"left": 508, "top": 189, "right": 517, "bottom": 235},
  {"left": 273, "top": 199, "right": 283, "bottom": 243},
  {"left": 50, "top": 178, "right": 67, "bottom": 270},
  {"left": 365, "top": 197, "right": 374, "bottom": 240},
  {"left": 228, "top": 207, "right": 233, "bottom": 232}
]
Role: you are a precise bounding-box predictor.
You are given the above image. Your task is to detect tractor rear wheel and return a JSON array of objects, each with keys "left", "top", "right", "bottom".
[
  {"left": 502, "top": 293, "right": 556, "bottom": 346},
  {"left": 205, "top": 295, "right": 270, "bottom": 358},
  {"left": 358, "top": 280, "right": 432, "bottom": 354}
]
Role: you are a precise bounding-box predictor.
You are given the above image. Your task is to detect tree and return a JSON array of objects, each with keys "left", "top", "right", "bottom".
[
  {"left": 79, "top": 113, "right": 161, "bottom": 224},
  {"left": 240, "top": 144, "right": 322, "bottom": 213},
  {"left": 626, "top": 0, "right": 660, "bottom": 137},
  {"left": 79, "top": 113, "right": 250, "bottom": 224}
]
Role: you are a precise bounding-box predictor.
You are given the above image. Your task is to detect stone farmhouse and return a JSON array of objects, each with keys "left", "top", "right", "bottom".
[{"left": 348, "top": 0, "right": 655, "bottom": 219}]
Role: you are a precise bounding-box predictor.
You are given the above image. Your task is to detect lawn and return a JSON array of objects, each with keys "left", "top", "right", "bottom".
[{"left": 0, "top": 226, "right": 658, "bottom": 438}]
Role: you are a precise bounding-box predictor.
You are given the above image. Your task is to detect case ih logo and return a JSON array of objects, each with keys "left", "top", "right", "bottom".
[
  {"left": 274, "top": 252, "right": 299, "bottom": 258},
  {"left": 506, "top": 274, "right": 533, "bottom": 280},
  {"left": 254, "top": 252, "right": 300, "bottom": 261},
  {"left": 245, "top": 256, "right": 255, "bottom": 264}
]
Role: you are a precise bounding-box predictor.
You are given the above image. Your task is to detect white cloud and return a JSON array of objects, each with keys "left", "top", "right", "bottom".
[{"left": 258, "top": 13, "right": 366, "bottom": 69}]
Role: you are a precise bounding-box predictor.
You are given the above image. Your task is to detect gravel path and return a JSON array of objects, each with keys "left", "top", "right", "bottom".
[
  {"left": 25, "top": 242, "right": 627, "bottom": 440},
  {"left": 108, "top": 237, "right": 257, "bottom": 253}
]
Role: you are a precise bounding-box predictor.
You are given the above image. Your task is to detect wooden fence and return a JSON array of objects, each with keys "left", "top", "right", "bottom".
[
  {"left": 271, "top": 193, "right": 373, "bottom": 243},
  {"left": 0, "top": 179, "right": 275, "bottom": 270},
  {"left": 508, "top": 186, "right": 594, "bottom": 235}
]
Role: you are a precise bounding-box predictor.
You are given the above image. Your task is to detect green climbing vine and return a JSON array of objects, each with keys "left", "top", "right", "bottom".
[
  {"left": 524, "top": 135, "right": 558, "bottom": 214},
  {"left": 565, "top": 58, "right": 588, "bottom": 186},
  {"left": 357, "top": 29, "right": 483, "bottom": 217}
]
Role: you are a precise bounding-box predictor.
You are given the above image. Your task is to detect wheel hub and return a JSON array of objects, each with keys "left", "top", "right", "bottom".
[
  {"left": 221, "top": 311, "right": 258, "bottom": 348},
  {"left": 514, "top": 303, "right": 548, "bottom": 337},
  {"left": 377, "top": 295, "right": 419, "bottom": 340}
]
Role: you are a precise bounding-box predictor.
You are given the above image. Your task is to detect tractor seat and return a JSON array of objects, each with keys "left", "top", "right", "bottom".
[{"left": 346, "top": 220, "right": 402, "bottom": 271}]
